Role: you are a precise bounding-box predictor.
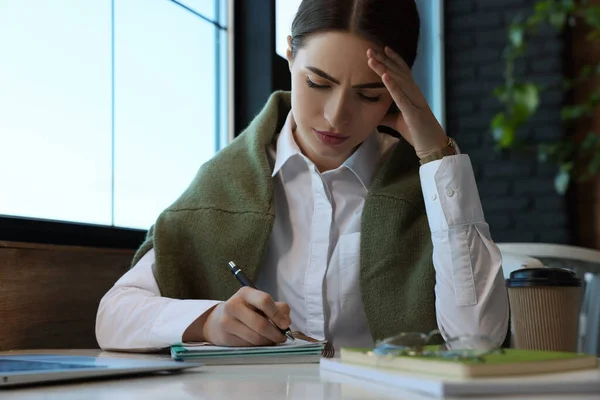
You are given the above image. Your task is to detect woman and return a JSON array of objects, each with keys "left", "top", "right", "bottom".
[{"left": 96, "top": 0, "right": 509, "bottom": 351}]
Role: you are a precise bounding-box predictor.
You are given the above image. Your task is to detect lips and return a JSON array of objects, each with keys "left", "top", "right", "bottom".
[{"left": 313, "top": 129, "right": 350, "bottom": 145}]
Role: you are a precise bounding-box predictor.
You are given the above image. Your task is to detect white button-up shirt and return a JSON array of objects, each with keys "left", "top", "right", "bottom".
[{"left": 96, "top": 113, "right": 509, "bottom": 352}]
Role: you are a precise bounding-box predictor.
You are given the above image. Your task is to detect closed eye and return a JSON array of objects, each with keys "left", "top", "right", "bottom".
[
  {"left": 307, "top": 76, "right": 381, "bottom": 102},
  {"left": 359, "top": 93, "right": 381, "bottom": 102},
  {"left": 306, "top": 76, "right": 329, "bottom": 89}
]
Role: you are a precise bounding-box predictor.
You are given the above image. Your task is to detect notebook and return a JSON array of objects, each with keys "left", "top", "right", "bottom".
[
  {"left": 320, "top": 357, "right": 600, "bottom": 397},
  {"left": 340, "top": 347, "right": 599, "bottom": 378},
  {"left": 171, "top": 334, "right": 327, "bottom": 365}
]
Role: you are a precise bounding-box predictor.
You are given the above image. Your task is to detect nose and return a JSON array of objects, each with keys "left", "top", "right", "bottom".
[{"left": 324, "top": 91, "right": 351, "bottom": 130}]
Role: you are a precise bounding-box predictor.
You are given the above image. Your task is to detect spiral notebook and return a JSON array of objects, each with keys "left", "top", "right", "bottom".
[{"left": 170, "top": 332, "right": 329, "bottom": 365}]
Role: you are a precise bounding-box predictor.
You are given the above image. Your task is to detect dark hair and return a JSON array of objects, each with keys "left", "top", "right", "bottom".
[{"left": 290, "top": 0, "right": 420, "bottom": 68}]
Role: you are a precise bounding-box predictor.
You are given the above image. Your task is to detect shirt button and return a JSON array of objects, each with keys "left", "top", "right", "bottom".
[
  {"left": 431, "top": 193, "right": 437, "bottom": 201},
  {"left": 446, "top": 189, "right": 455, "bottom": 197}
]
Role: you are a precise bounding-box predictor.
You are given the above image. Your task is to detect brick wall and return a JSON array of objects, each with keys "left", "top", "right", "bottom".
[{"left": 445, "top": 0, "right": 570, "bottom": 243}]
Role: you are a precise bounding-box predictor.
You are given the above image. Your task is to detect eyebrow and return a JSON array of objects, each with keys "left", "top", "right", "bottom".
[{"left": 306, "top": 66, "right": 385, "bottom": 89}]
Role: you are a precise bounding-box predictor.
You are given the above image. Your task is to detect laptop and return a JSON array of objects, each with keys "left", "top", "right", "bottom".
[{"left": 0, "top": 354, "right": 202, "bottom": 388}]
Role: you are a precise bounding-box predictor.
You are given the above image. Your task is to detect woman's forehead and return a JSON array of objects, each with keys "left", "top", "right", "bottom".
[{"left": 294, "top": 31, "right": 383, "bottom": 81}]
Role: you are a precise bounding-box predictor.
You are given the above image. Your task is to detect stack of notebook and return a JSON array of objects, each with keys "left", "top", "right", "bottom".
[
  {"left": 320, "top": 347, "right": 600, "bottom": 397},
  {"left": 171, "top": 337, "right": 326, "bottom": 365}
]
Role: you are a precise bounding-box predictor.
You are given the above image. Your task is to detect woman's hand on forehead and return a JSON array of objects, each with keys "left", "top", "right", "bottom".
[{"left": 367, "top": 46, "right": 448, "bottom": 160}]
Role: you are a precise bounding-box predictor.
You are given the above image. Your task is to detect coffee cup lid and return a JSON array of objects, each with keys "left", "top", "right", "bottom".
[{"left": 505, "top": 267, "right": 582, "bottom": 288}]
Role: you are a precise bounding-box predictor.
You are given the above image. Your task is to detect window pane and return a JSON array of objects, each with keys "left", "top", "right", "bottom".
[
  {"left": 113, "top": 0, "right": 216, "bottom": 229},
  {"left": 219, "top": 0, "right": 228, "bottom": 27},
  {"left": 413, "top": 0, "right": 445, "bottom": 127},
  {"left": 176, "top": 0, "right": 215, "bottom": 21},
  {"left": 275, "top": 0, "right": 301, "bottom": 58},
  {"left": 0, "top": 1, "right": 112, "bottom": 225}
]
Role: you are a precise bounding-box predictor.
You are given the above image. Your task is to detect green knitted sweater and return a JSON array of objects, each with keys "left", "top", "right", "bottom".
[{"left": 132, "top": 91, "right": 437, "bottom": 342}]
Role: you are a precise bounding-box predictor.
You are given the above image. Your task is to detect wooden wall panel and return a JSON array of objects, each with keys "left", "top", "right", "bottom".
[
  {"left": 0, "top": 241, "right": 134, "bottom": 351},
  {"left": 570, "top": 0, "right": 600, "bottom": 250}
]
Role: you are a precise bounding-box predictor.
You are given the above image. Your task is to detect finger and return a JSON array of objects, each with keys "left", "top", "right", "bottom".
[
  {"left": 272, "top": 302, "right": 291, "bottom": 329},
  {"left": 233, "top": 302, "right": 286, "bottom": 343},
  {"left": 369, "top": 59, "right": 421, "bottom": 100},
  {"left": 367, "top": 58, "right": 413, "bottom": 110},
  {"left": 223, "top": 331, "right": 255, "bottom": 347},
  {"left": 367, "top": 57, "right": 415, "bottom": 101},
  {"left": 384, "top": 46, "right": 410, "bottom": 71},
  {"left": 238, "top": 287, "right": 279, "bottom": 320},
  {"left": 367, "top": 56, "right": 387, "bottom": 78},
  {"left": 368, "top": 49, "right": 422, "bottom": 99},
  {"left": 382, "top": 72, "right": 416, "bottom": 110},
  {"left": 368, "top": 48, "right": 407, "bottom": 80},
  {"left": 227, "top": 317, "right": 274, "bottom": 346}
]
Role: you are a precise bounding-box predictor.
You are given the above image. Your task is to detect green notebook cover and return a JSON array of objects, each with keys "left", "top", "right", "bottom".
[
  {"left": 340, "top": 347, "right": 598, "bottom": 378},
  {"left": 343, "top": 346, "right": 592, "bottom": 364}
]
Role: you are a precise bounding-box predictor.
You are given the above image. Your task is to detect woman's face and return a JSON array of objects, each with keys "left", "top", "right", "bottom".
[{"left": 287, "top": 31, "right": 394, "bottom": 171}]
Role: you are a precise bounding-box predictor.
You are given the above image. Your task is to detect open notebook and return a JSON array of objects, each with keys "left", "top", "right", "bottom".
[{"left": 171, "top": 332, "right": 330, "bottom": 365}]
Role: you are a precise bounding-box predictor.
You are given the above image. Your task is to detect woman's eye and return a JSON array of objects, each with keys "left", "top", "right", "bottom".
[
  {"left": 306, "top": 77, "right": 329, "bottom": 89},
  {"left": 359, "top": 93, "right": 381, "bottom": 102}
]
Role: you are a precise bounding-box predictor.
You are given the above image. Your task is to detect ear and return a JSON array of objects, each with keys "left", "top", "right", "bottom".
[{"left": 286, "top": 35, "right": 293, "bottom": 69}]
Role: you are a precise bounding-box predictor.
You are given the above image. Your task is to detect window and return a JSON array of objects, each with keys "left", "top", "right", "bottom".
[
  {"left": 0, "top": 0, "right": 229, "bottom": 231},
  {"left": 411, "top": 0, "right": 445, "bottom": 129}
]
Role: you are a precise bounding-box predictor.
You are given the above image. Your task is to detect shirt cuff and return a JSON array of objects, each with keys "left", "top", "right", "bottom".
[
  {"left": 151, "top": 299, "right": 222, "bottom": 346},
  {"left": 419, "top": 154, "right": 485, "bottom": 233}
]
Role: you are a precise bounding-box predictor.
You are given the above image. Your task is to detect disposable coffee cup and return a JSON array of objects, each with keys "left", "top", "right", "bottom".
[{"left": 506, "top": 268, "right": 583, "bottom": 352}]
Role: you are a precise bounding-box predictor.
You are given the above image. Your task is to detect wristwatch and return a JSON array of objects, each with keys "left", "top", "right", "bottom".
[{"left": 419, "top": 137, "right": 459, "bottom": 165}]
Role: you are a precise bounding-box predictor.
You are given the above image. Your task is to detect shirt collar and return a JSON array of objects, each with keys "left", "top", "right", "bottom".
[
  {"left": 271, "top": 112, "right": 301, "bottom": 177},
  {"left": 271, "top": 112, "right": 398, "bottom": 190},
  {"left": 342, "top": 130, "right": 392, "bottom": 190}
]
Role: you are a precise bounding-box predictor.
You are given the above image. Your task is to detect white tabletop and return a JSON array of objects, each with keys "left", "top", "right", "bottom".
[{"left": 0, "top": 350, "right": 598, "bottom": 400}]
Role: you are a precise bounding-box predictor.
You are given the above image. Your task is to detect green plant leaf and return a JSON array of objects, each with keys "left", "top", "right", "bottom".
[
  {"left": 590, "top": 88, "right": 600, "bottom": 104},
  {"left": 584, "top": 6, "right": 600, "bottom": 29},
  {"left": 561, "top": 0, "right": 576, "bottom": 12},
  {"left": 538, "top": 143, "right": 551, "bottom": 162},
  {"left": 586, "top": 30, "right": 600, "bottom": 41},
  {"left": 493, "top": 86, "right": 509, "bottom": 103},
  {"left": 582, "top": 64, "right": 593, "bottom": 76},
  {"left": 554, "top": 165, "right": 572, "bottom": 195},
  {"left": 491, "top": 113, "right": 507, "bottom": 140},
  {"left": 512, "top": 83, "right": 541, "bottom": 122},
  {"left": 582, "top": 132, "right": 600, "bottom": 150},
  {"left": 535, "top": 0, "right": 552, "bottom": 13},
  {"left": 491, "top": 113, "right": 516, "bottom": 148},
  {"left": 492, "top": 0, "right": 600, "bottom": 187},
  {"left": 561, "top": 105, "right": 588, "bottom": 120},
  {"left": 549, "top": 11, "right": 567, "bottom": 30},
  {"left": 589, "top": 153, "right": 600, "bottom": 175},
  {"left": 509, "top": 24, "right": 525, "bottom": 48}
]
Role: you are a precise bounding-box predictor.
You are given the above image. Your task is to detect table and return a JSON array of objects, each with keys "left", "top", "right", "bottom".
[{"left": 1, "top": 350, "right": 598, "bottom": 399}]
